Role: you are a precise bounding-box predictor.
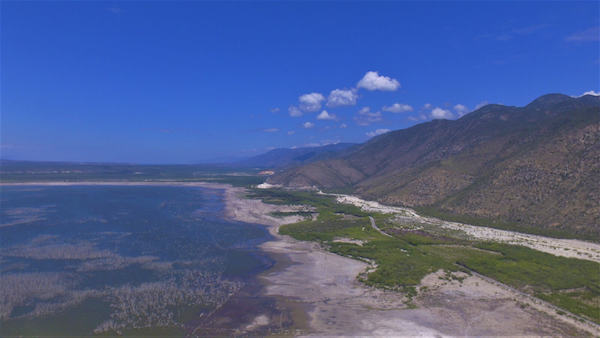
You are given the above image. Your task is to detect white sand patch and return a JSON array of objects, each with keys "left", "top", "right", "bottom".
[
  {"left": 256, "top": 183, "right": 281, "bottom": 189},
  {"left": 332, "top": 237, "right": 365, "bottom": 246},
  {"left": 244, "top": 314, "right": 269, "bottom": 331}
]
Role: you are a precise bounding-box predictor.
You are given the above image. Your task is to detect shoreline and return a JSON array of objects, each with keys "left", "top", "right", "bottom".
[
  {"left": 3, "top": 181, "right": 597, "bottom": 335},
  {"left": 222, "top": 185, "right": 597, "bottom": 336},
  {"left": 0, "top": 181, "right": 231, "bottom": 188}
]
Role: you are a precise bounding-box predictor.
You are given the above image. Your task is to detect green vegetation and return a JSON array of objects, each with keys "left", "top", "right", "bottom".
[
  {"left": 270, "top": 211, "right": 315, "bottom": 218},
  {"left": 458, "top": 242, "right": 600, "bottom": 322},
  {"left": 247, "top": 189, "right": 366, "bottom": 217},
  {"left": 253, "top": 188, "right": 600, "bottom": 324}
]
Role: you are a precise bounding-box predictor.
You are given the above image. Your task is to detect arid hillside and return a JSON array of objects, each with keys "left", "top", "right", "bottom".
[{"left": 268, "top": 94, "right": 600, "bottom": 239}]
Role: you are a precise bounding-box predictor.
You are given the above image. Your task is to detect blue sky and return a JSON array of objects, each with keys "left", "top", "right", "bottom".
[{"left": 2, "top": 1, "right": 598, "bottom": 163}]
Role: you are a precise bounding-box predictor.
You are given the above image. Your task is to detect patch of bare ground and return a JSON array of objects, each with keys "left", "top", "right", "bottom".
[
  {"left": 418, "top": 270, "right": 598, "bottom": 336},
  {"left": 332, "top": 237, "right": 365, "bottom": 246},
  {"left": 225, "top": 186, "right": 593, "bottom": 336}
]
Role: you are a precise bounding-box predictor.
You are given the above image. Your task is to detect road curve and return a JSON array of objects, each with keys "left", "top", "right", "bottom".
[{"left": 368, "top": 216, "right": 392, "bottom": 237}]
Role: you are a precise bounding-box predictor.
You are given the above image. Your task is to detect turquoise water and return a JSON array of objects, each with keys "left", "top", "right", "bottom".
[{"left": 0, "top": 185, "right": 274, "bottom": 335}]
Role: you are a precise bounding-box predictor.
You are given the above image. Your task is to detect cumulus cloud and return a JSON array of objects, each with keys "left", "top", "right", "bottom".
[
  {"left": 423, "top": 103, "right": 432, "bottom": 110},
  {"left": 339, "top": 123, "right": 347, "bottom": 128},
  {"left": 316, "top": 110, "right": 337, "bottom": 120},
  {"left": 579, "top": 90, "right": 600, "bottom": 97},
  {"left": 263, "top": 128, "right": 279, "bottom": 133},
  {"left": 299, "top": 92, "right": 325, "bottom": 112},
  {"left": 303, "top": 121, "right": 315, "bottom": 129},
  {"left": 566, "top": 26, "right": 600, "bottom": 42},
  {"left": 430, "top": 107, "right": 453, "bottom": 119},
  {"left": 327, "top": 88, "right": 358, "bottom": 107},
  {"left": 288, "top": 105, "right": 303, "bottom": 117},
  {"left": 270, "top": 107, "right": 280, "bottom": 113},
  {"left": 355, "top": 107, "right": 383, "bottom": 126},
  {"left": 366, "top": 129, "right": 391, "bottom": 137},
  {"left": 357, "top": 71, "right": 400, "bottom": 91},
  {"left": 382, "top": 103, "right": 413, "bottom": 113},
  {"left": 453, "top": 104, "right": 469, "bottom": 117}
]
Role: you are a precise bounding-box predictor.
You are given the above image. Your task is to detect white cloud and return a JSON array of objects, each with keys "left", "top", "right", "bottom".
[
  {"left": 430, "top": 107, "right": 453, "bottom": 119},
  {"left": 263, "top": 128, "right": 279, "bottom": 133},
  {"left": 339, "top": 123, "right": 348, "bottom": 128},
  {"left": 303, "top": 121, "right": 315, "bottom": 129},
  {"left": 366, "top": 129, "right": 391, "bottom": 137},
  {"left": 327, "top": 88, "right": 358, "bottom": 107},
  {"left": 303, "top": 140, "right": 341, "bottom": 148},
  {"left": 579, "top": 90, "right": 600, "bottom": 97},
  {"left": 453, "top": 104, "right": 469, "bottom": 116},
  {"left": 287, "top": 130, "right": 295, "bottom": 135},
  {"left": 357, "top": 71, "right": 400, "bottom": 91},
  {"left": 566, "top": 26, "right": 600, "bottom": 42},
  {"left": 270, "top": 107, "right": 280, "bottom": 113},
  {"left": 423, "top": 103, "right": 432, "bottom": 110},
  {"left": 299, "top": 92, "right": 325, "bottom": 112},
  {"left": 317, "top": 110, "right": 336, "bottom": 120},
  {"left": 474, "top": 101, "right": 488, "bottom": 110},
  {"left": 355, "top": 106, "right": 383, "bottom": 126},
  {"left": 382, "top": 103, "right": 413, "bottom": 113},
  {"left": 288, "top": 105, "right": 302, "bottom": 117}
]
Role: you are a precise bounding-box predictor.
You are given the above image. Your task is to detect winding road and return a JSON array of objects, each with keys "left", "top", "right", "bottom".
[{"left": 368, "top": 216, "right": 392, "bottom": 237}]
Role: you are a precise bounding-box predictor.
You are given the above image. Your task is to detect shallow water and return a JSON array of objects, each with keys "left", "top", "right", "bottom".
[{"left": 0, "top": 185, "right": 275, "bottom": 335}]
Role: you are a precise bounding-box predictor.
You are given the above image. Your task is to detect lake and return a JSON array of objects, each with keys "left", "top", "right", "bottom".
[{"left": 0, "top": 184, "right": 278, "bottom": 336}]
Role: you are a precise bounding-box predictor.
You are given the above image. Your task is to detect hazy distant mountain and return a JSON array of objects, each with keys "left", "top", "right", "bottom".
[
  {"left": 268, "top": 94, "right": 600, "bottom": 238},
  {"left": 236, "top": 143, "right": 357, "bottom": 169}
]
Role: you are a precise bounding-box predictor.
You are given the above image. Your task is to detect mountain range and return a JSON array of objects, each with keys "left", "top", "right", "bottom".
[
  {"left": 236, "top": 143, "right": 357, "bottom": 169},
  {"left": 267, "top": 93, "right": 600, "bottom": 239}
]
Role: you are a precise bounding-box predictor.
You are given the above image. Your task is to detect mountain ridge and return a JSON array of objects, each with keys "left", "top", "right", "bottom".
[
  {"left": 235, "top": 143, "right": 357, "bottom": 169},
  {"left": 268, "top": 93, "right": 600, "bottom": 239}
]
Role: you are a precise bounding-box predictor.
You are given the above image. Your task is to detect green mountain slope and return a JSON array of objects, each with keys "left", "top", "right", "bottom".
[{"left": 268, "top": 94, "right": 600, "bottom": 239}]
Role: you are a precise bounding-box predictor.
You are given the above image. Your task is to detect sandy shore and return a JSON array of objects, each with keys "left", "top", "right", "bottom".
[
  {"left": 3, "top": 181, "right": 596, "bottom": 335},
  {"left": 223, "top": 186, "right": 596, "bottom": 336}
]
